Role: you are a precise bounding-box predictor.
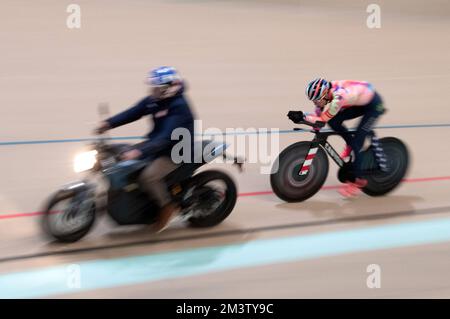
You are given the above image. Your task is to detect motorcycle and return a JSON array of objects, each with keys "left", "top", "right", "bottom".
[
  {"left": 42, "top": 132, "right": 242, "bottom": 243},
  {"left": 270, "top": 110, "right": 409, "bottom": 202}
]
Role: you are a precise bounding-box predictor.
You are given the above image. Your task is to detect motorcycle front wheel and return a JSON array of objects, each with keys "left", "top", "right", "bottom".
[{"left": 42, "top": 189, "right": 96, "bottom": 242}]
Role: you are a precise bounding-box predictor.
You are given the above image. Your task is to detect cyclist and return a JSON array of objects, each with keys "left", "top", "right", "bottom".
[{"left": 303, "top": 78, "right": 385, "bottom": 197}]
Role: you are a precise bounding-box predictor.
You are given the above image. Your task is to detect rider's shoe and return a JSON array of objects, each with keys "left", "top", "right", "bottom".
[
  {"left": 340, "top": 145, "right": 352, "bottom": 160},
  {"left": 339, "top": 178, "right": 368, "bottom": 198},
  {"left": 153, "top": 203, "right": 179, "bottom": 233}
]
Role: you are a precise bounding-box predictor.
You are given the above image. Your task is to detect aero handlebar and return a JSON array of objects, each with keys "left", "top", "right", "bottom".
[{"left": 287, "top": 110, "right": 326, "bottom": 130}]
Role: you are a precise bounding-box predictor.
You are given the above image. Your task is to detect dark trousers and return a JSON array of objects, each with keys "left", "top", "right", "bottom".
[{"left": 327, "top": 92, "right": 384, "bottom": 178}]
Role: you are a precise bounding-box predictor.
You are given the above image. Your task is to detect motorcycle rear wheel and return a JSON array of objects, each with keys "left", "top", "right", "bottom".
[{"left": 187, "top": 170, "right": 237, "bottom": 228}]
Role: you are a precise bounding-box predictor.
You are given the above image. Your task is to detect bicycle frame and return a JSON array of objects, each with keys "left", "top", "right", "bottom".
[
  {"left": 296, "top": 126, "right": 388, "bottom": 176},
  {"left": 297, "top": 130, "right": 345, "bottom": 176}
]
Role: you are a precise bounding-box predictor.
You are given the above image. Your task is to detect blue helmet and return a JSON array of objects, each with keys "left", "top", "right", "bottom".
[{"left": 147, "top": 66, "right": 181, "bottom": 86}]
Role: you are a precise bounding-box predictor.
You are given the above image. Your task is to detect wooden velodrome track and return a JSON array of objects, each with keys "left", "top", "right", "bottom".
[{"left": 0, "top": 0, "right": 449, "bottom": 298}]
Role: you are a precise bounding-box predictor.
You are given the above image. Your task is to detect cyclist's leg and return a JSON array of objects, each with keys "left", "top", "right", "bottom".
[
  {"left": 352, "top": 106, "right": 384, "bottom": 178},
  {"left": 339, "top": 93, "right": 385, "bottom": 196},
  {"left": 337, "top": 108, "right": 376, "bottom": 196},
  {"left": 328, "top": 107, "right": 365, "bottom": 145}
]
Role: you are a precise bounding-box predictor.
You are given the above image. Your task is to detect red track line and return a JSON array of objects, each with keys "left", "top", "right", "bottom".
[
  {"left": 1, "top": 175, "right": 450, "bottom": 221},
  {"left": 238, "top": 175, "right": 450, "bottom": 197},
  {"left": 238, "top": 191, "right": 274, "bottom": 197},
  {"left": 0, "top": 212, "right": 44, "bottom": 220},
  {"left": 403, "top": 176, "right": 450, "bottom": 183}
]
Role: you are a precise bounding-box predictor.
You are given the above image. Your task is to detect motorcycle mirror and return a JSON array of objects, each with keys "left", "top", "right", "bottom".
[
  {"left": 96, "top": 102, "right": 111, "bottom": 142},
  {"left": 98, "top": 102, "right": 110, "bottom": 120}
]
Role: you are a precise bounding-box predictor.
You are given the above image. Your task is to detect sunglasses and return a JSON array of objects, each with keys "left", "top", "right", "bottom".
[{"left": 314, "top": 92, "right": 330, "bottom": 103}]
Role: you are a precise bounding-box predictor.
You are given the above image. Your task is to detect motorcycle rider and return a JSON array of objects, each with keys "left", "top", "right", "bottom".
[
  {"left": 301, "top": 78, "right": 385, "bottom": 197},
  {"left": 96, "top": 66, "right": 195, "bottom": 232}
]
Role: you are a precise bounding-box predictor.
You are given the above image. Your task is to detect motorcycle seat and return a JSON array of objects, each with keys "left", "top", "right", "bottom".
[{"left": 165, "top": 140, "right": 228, "bottom": 185}]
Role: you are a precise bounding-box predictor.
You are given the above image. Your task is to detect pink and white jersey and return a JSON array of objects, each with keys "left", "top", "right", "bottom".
[{"left": 320, "top": 80, "right": 375, "bottom": 122}]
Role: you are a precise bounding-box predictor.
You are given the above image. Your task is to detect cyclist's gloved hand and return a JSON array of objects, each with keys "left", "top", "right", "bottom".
[{"left": 287, "top": 111, "right": 304, "bottom": 123}]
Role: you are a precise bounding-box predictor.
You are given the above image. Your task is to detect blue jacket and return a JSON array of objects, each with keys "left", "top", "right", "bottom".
[{"left": 106, "top": 87, "right": 195, "bottom": 160}]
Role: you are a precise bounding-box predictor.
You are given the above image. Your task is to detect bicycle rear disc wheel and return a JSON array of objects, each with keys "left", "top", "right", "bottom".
[{"left": 362, "top": 137, "right": 409, "bottom": 196}]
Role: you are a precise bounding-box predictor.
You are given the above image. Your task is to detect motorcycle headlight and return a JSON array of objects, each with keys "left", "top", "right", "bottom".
[{"left": 73, "top": 150, "right": 98, "bottom": 173}]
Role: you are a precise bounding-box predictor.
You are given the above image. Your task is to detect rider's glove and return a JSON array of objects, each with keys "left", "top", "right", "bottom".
[
  {"left": 287, "top": 111, "right": 304, "bottom": 124},
  {"left": 94, "top": 121, "right": 111, "bottom": 135}
]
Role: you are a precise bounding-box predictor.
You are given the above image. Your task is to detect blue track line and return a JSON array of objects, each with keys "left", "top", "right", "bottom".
[{"left": 1, "top": 123, "right": 450, "bottom": 147}]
